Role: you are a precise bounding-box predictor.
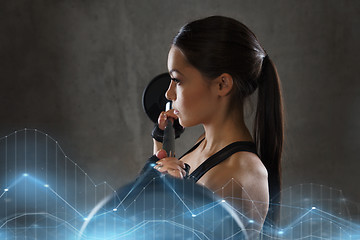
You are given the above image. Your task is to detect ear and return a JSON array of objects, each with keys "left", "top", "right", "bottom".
[{"left": 214, "top": 73, "right": 233, "bottom": 97}]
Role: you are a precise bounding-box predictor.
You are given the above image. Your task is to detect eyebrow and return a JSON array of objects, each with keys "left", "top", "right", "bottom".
[{"left": 169, "top": 69, "right": 184, "bottom": 76}]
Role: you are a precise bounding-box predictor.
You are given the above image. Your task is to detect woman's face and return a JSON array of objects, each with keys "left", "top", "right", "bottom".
[{"left": 166, "top": 46, "right": 219, "bottom": 127}]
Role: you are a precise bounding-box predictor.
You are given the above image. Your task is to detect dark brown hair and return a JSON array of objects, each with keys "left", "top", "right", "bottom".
[{"left": 173, "top": 16, "right": 284, "bottom": 227}]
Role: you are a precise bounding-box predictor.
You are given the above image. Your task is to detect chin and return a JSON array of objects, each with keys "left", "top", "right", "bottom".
[
  {"left": 178, "top": 118, "right": 188, "bottom": 128},
  {"left": 178, "top": 118, "right": 185, "bottom": 127},
  {"left": 178, "top": 118, "right": 196, "bottom": 128}
]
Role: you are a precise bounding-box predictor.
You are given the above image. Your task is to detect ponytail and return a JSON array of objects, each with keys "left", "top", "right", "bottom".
[{"left": 254, "top": 55, "right": 284, "bottom": 227}]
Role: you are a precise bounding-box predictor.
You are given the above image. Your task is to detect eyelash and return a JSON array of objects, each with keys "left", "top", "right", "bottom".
[{"left": 171, "top": 78, "right": 181, "bottom": 84}]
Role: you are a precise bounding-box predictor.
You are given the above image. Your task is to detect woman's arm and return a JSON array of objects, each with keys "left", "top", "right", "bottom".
[{"left": 153, "top": 139, "right": 163, "bottom": 155}]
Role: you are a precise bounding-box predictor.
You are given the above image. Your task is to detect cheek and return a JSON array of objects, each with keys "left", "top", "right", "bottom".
[
  {"left": 178, "top": 88, "right": 205, "bottom": 110},
  {"left": 177, "top": 87, "right": 214, "bottom": 121}
]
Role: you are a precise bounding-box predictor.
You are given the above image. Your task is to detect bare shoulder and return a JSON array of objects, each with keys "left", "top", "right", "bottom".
[
  {"left": 200, "top": 151, "right": 268, "bottom": 190},
  {"left": 228, "top": 151, "right": 268, "bottom": 180}
]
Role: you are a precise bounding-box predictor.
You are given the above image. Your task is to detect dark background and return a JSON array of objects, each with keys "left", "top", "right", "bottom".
[{"left": 1, "top": 0, "right": 359, "bottom": 217}]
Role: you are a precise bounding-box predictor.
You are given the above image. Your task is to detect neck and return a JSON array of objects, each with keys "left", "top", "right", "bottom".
[{"left": 201, "top": 109, "right": 253, "bottom": 153}]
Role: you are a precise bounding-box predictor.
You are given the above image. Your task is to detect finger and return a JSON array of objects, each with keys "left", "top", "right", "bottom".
[
  {"left": 153, "top": 164, "right": 186, "bottom": 178},
  {"left": 165, "top": 162, "right": 186, "bottom": 170},
  {"left": 156, "top": 149, "right": 167, "bottom": 159},
  {"left": 158, "top": 111, "right": 167, "bottom": 130},
  {"left": 158, "top": 110, "right": 178, "bottom": 128},
  {"left": 164, "top": 109, "right": 178, "bottom": 120},
  {"left": 154, "top": 164, "right": 168, "bottom": 173},
  {"left": 157, "top": 164, "right": 185, "bottom": 175},
  {"left": 156, "top": 156, "right": 178, "bottom": 162},
  {"left": 153, "top": 164, "right": 163, "bottom": 171},
  {"left": 168, "top": 168, "right": 185, "bottom": 179},
  {"left": 155, "top": 160, "right": 185, "bottom": 170},
  {"left": 156, "top": 158, "right": 185, "bottom": 169}
]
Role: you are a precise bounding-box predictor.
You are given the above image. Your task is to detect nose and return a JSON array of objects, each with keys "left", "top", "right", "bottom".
[{"left": 165, "top": 80, "right": 176, "bottom": 101}]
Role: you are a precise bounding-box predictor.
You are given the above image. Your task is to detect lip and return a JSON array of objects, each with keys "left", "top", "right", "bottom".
[{"left": 173, "top": 109, "right": 179, "bottom": 114}]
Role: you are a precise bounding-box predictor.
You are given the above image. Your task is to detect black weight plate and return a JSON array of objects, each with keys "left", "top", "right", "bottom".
[{"left": 142, "top": 73, "right": 171, "bottom": 123}]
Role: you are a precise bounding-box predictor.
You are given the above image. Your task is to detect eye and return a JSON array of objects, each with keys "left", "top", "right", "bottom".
[{"left": 171, "top": 78, "right": 181, "bottom": 85}]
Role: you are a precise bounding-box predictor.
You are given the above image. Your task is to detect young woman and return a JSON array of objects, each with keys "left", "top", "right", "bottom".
[{"left": 152, "top": 16, "right": 284, "bottom": 238}]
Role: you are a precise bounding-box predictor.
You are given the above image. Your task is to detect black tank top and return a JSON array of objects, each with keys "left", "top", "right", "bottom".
[{"left": 179, "top": 138, "right": 258, "bottom": 182}]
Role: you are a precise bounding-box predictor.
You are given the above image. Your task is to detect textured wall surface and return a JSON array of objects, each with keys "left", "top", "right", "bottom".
[{"left": 1, "top": 0, "right": 359, "bottom": 210}]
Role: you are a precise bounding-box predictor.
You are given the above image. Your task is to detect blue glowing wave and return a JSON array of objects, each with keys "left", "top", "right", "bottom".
[{"left": 0, "top": 129, "right": 359, "bottom": 239}]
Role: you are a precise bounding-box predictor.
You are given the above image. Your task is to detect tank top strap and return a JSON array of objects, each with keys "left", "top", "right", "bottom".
[{"left": 186, "top": 141, "right": 258, "bottom": 182}]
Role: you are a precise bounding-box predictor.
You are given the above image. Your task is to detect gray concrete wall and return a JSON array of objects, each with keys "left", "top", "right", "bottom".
[{"left": 1, "top": 0, "right": 359, "bottom": 211}]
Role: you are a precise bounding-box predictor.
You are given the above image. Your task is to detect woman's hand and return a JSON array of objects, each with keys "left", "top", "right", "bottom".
[
  {"left": 157, "top": 110, "right": 178, "bottom": 130},
  {"left": 153, "top": 110, "right": 179, "bottom": 154},
  {"left": 153, "top": 149, "right": 186, "bottom": 178}
]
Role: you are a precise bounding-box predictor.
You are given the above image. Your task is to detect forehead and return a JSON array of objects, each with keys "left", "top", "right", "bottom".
[{"left": 167, "top": 46, "right": 190, "bottom": 73}]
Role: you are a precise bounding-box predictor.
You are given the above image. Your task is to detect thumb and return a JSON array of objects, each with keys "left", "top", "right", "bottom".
[{"left": 156, "top": 149, "right": 167, "bottom": 159}]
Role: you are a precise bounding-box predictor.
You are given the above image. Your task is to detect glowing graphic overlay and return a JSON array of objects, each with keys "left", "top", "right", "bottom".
[
  {"left": 0, "top": 129, "right": 118, "bottom": 239},
  {"left": 0, "top": 129, "right": 359, "bottom": 239}
]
